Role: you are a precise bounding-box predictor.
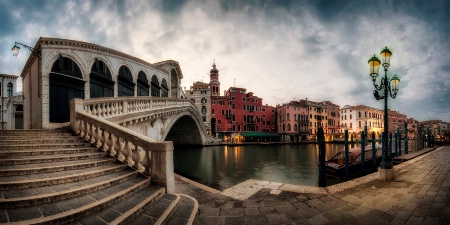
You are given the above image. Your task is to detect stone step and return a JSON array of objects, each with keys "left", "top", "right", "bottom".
[
  {"left": 0, "top": 147, "right": 99, "bottom": 157},
  {"left": 0, "top": 137, "right": 87, "bottom": 145},
  {"left": 163, "top": 195, "right": 198, "bottom": 225},
  {"left": 0, "top": 156, "right": 115, "bottom": 176},
  {"left": 0, "top": 136, "right": 86, "bottom": 145},
  {"left": 127, "top": 194, "right": 180, "bottom": 225},
  {"left": 0, "top": 129, "right": 72, "bottom": 136},
  {"left": 0, "top": 142, "right": 93, "bottom": 150},
  {"left": 0, "top": 152, "right": 107, "bottom": 166},
  {"left": 0, "top": 169, "right": 139, "bottom": 208},
  {"left": 73, "top": 185, "right": 167, "bottom": 225},
  {"left": 129, "top": 194, "right": 198, "bottom": 225},
  {"left": 0, "top": 161, "right": 123, "bottom": 189},
  {"left": 0, "top": 133, "right": 75, "bottom": 139},
  {"left": 1, "top": 177, "right": 156, "bottom": 224}
]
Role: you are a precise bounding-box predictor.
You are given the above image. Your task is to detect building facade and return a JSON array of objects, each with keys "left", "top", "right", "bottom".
[
  {"left": 211, "top": 87, "right": 277, "bottom": 142},
  {"left": 339, "top": 105, "right": 384, "bottom": 140},
  {"left": 276, "top": 100, "right": 309, "bottom": 142},
  {"left": 388, "top": 110, "right": 407, "bottom": 134},
  {"left": 0, "top": 74, "right": 19, "bottom": 130},
  {"left": 19, "top": 37, "right": 184, "bottom": 129},
  {"left": 306, "top": 99, "right": 340, "bottom": 141},
  {"left": 185, "top": 81, "right": 211, "bottom": 134}
]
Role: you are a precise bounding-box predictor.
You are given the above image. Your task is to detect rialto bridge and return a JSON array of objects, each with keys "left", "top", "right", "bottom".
[{"left": 20, "top": 37, "right": 206, "bottom": 146}]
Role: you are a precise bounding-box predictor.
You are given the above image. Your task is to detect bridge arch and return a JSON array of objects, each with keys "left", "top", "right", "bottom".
[{"left": 162, "top": 111, "right": 205, "bottom": 146}]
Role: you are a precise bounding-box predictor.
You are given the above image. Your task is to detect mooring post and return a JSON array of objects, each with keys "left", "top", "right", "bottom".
[
  {"left": 345, "top": 130, "right": 349, "bottom": 180},
  {"left": 372, "top": 131, "right": 376, "bottom": 167},
  {"left": 389, "top": 132, "right": 393, "bottom": 158},
  {"left": 364, "top": 126, "right": 368, "bottom": 146},
  {"left": 427, "top": 128, "right": 431, "bottom": 148},
  {"left": 397, "top": 128, "right": 402, "bottom": 156},
  {"left": 404, "top": 122, "right": 408, "bottom": 154},
  {"left": 423, "top": 134, "right": 426, "bottom": 149},
  {"left": 350, "top": 134, "right": 354, "bottom": 148},
  {"left": 361, "top": 131, "right": 365, "bottom": 174},
  {"left": 394, "top": 131, "right": 398, "bottom": 156},
  {"left": 417, "top": 126, "right": 422, "bottom": 151},
  {"left": 318, "top": 127, "right": 326, "bottom": 187}
]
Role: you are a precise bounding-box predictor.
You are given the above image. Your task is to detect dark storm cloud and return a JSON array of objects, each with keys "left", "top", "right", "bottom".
[{"left": 0, "top": 0, "right": 449, "bottom": 121}]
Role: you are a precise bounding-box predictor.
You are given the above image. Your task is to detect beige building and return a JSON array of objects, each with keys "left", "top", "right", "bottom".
[
  {"left": 306, "top": 99, "right": 340, "bottom": 141},
  {"left": 185, "top": 81, "right": 212, "bottom": 134},
  {"left": 339, "top": 105, "right": 384, "bottom": 139},
  {"left": 0, "top": 74, "right": 19, "bottom": 130}
]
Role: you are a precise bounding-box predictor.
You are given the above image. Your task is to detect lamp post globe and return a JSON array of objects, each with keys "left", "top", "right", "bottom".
[{"left": 11, "top": 44, "right": 20, "bottom": 57}]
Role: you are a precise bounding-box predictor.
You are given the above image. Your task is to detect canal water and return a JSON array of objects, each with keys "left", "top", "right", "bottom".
[
  {"left": 174, "top": 141, "right": 418, "bottom": 191},
  {"left": 173, "top": 143, "right": 349, "bottom": 190}
]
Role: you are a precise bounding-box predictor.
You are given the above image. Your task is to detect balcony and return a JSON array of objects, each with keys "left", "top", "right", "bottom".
[{"left": 225, "top": 114, "right": 233, "bottom": 119}]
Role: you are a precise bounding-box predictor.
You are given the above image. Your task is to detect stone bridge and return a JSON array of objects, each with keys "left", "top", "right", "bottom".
[{"left": 72, "top": 97, "right": 206, "bottom": 146}]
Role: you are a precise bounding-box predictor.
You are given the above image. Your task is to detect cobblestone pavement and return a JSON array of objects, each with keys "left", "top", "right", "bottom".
[{"left": 174, "top": 146, "right": 450, "bottom": 225}]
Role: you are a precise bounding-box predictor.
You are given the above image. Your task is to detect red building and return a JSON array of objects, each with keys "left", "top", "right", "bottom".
[
  {"left": 211, "top": 87, "right": 277, "bottom": 142},
  {"left": 207, "top": 64, "right": 276, "bottom": 142}
]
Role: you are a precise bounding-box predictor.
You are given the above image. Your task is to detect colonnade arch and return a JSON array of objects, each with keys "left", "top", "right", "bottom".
[{"left": 49, "top": 55, "right": 85, "bottom": 122}]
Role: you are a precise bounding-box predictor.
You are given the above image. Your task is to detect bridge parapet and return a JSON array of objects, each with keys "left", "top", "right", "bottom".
[
  {"left": 82, "top": 97, "right": 192, "bottom": 119},
  {"left": 70, "top": 98, "right": 175, "bottom": 193}
]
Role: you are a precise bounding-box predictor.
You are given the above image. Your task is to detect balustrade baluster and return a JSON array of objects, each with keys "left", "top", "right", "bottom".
[
  {"left": 106, "top": 103, "right": 111, "bottom": 116},
  {"left": 89, "top": 124, "right": 96, "bottom": 144},
  {"left": 123, "top": 141, "right": 133, "bottom": 166},
  {"left": 97, "top": 103, "right": 103, "bottom": 117},
  {"left": 83, "top": 120, "right": 89, "bottom": 140},
  {"left": 99, "top": 128, "right": 106, "bottom": 149},
  {"left": 118, "top": 102, "right": 123, "bottom": 114},
  {"left": 115, "top": 137, "right": 125, "bottom": 161},
  {"left": 140, "top": 148, "right": 151, "bottom": 176},
  {"left": 108, "top": 133, "right": 116, "bottom": 156},
  {"left": 85, "top": 105, "right": 91, "bottom": 115},
  {"left": 111, "top": 102, "right": 116, "bottom": 115},
  {"left": 75, "top": 118, "right": 82, "bottom": 135},
  {"left": 133, "top": 146, "right": 143, "bottom": 171},
  {"left": 91, "top": 104, "right": 97, "bottom": 116}
]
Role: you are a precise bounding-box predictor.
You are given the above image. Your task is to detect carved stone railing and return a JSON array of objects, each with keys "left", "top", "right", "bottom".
[
  {"left": 81, "top": 97, "right": 192, "bottom": 119},
  {"left": 70, "top": 98, "right": 175, "bottom": 193}
]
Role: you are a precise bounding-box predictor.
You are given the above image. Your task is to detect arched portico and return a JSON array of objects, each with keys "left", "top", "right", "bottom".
[{"left": 164, "top": 114, "right": 204, "bottom": 146}]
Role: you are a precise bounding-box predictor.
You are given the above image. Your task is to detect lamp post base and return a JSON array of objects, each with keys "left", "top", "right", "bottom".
[{"left": 378, "top": 168, "right": 395, "bottom": 181}]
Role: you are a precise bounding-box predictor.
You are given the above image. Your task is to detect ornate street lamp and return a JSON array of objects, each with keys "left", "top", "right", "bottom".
[
  {"left": 11, "top": 42, "right": 41, "bottom": 59},
  {"left": 369, "top": 46, "right": 400, "bottom": 176}
]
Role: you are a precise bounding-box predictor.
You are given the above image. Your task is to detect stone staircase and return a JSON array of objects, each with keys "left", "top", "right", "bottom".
[{"left": 0, "top": 129, "right": 198, "bottom": 224}]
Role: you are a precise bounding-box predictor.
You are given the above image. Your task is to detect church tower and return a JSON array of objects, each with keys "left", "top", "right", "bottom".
[{"left": 209, "top": 60, "right": 220, "bottom": 97}]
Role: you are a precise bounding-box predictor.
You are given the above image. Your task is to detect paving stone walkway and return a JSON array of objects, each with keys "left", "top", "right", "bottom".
[{"left": 174, "top": 146, "right": 450, "bottom": 225}]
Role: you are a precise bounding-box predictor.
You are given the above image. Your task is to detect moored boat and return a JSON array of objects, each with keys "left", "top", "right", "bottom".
[{"left": 324, "top": 144, "right": 383, "bottom": 178}]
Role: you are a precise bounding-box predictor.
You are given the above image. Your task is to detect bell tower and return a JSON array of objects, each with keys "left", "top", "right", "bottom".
[{"left": 209, "top": 60, "right": 220, "bottom": 97}]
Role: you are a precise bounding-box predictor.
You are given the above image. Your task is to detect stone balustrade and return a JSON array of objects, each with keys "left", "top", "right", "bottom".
[
  {"left": 70, "top": 98, "right": 175, "bottom": 193},
  {"left": 81, "top": 97, "right": 192, "bottom": 119}
]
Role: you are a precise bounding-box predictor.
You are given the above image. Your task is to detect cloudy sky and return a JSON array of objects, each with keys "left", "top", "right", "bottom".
[{"left": 1, "top": 0, "right": 449, "bottom": 121}]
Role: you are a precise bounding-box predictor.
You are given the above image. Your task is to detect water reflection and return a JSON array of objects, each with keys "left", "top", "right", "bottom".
[{"left": 174, "top": 141, "right": 418, "bottom": 190}]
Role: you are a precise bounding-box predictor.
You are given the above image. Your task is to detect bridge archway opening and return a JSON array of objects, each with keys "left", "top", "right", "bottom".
[{"left": 165, "top": 115, "right": 203, "bottom": 146}]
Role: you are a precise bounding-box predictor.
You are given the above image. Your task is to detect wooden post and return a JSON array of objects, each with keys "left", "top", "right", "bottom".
[
  {"left": 404, "top": 122, "right": 408, "bottom": 154},
  {"left": 361, "top": 131, "right": 365, "bottom": 174},
  {"left": 345, "top": 130, "right": 349, "bottom": 180},
  {"left": 372, "top": 131, "right": 376, "bottom": 167},
  {"left": 318, "top": 127, "right": 326, "bottom": 187}
]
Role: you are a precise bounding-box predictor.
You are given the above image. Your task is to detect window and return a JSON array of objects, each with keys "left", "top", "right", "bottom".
[
  {"left": 350, "top": 114, "right": 352, "bottom": 119},
  {"left": 212, "top": 109, "right": 215, "bottom": 114},
  {"left": 7, "top": 83, "right": 13, "bottom": 97}
]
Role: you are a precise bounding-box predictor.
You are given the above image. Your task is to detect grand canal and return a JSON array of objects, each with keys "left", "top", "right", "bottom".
[
  {"left": 173, "top": 143, "right": 356, "bottom": 190},
  {"left": 174, "top": 141, "right": 419, "bottom": 190}
]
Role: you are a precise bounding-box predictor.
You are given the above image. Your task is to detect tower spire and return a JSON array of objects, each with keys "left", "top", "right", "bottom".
[{"left": 209, "top": 59, "right": 220, "bottom": 97}]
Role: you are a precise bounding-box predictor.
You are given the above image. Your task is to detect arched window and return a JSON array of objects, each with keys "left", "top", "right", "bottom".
[
  {"left": 7, "top": 83, "right": 13, "bottom": 97},
  {"left": 137, "top": 71, "right": 149, "bottom": 96},
  {"left": 287, "top": 124, "right": 291, "bottom": 131},
  {"left": 90, "top": 58, "right": 114, "bottom": 98},
  {"left": 50, "top": 55, "right": 84, "bottom": 122},
  {"left": 201, "top": 97, "right": 207, "bottom": 104},
  {"left": 294, "top": 124, "right": 297, "bottom": 131},
  {"left": 151, "top": 75, "right": 160, "bottom": 97},
  {"left": 358, "top": 112, "right": 361, "bottom": 118},
  {"left": 118, "top": 65, "right": 135, "bottom": 96},
  {"left": 161, "top": 78, "right": 169, "bottom": 97},
  {"left": 287, "top": 113, "right": 290, "bottom": 121}
]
